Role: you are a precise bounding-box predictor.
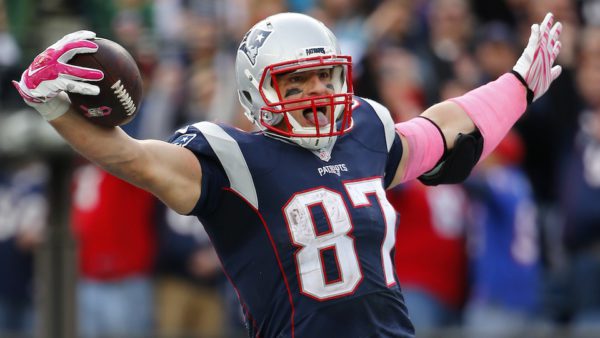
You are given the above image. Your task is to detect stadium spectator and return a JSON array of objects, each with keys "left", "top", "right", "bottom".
[
  {"left": 71, "top": 163, "right": 157, "bottom": 338},
  {"left": 389, "top": 184, "right": 469, "bottom": 330},
  {"left": 379, "top": 48, "right": 469, "bottom": 331},
  {"left": 0, "top": 160, "right": 48, "bottom": 336},
  {"left": 558, "top": 25, "right": 600, "bottom": 333},
  {"left": 463, "top": 131, "right": 543, "bottom": 337},
  {"left": 154, "top": 205, "right": 227, "bottom": 337}
]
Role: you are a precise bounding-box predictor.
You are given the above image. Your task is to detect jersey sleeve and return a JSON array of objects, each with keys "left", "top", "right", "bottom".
[
  {"left": 360, "top": 98, "right": 404, "bottom": 188},
  {"left": 384, "top": 134, "right": 403, "bottom": 188},
  {"left": 168, "top": 124, "right": 230, "bottom": 216}
]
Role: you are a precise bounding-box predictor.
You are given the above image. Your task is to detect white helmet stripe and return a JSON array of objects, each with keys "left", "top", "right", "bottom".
[{"left": 193, "top": 122, "right": 259, "bottom": 209}]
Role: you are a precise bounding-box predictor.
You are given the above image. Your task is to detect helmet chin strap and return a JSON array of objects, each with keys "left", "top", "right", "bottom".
[
  {"left": 285, "top": 111, "right": 337, "bottom": 150},
  {"left": 291, "top": 134, "right": 337, "bottom": 150}
]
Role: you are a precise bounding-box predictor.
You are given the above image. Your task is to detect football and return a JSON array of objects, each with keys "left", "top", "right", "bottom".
[{"left": 67, "top": 38, "right": 142, "bottom": 127}]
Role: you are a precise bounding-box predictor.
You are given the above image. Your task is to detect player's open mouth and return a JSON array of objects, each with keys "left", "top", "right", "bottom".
[{"left": 303, "top": 106, "right": 329, "bottom": 126}]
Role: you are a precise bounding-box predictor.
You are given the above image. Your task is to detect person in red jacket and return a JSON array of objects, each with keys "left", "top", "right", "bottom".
[
  {"left": 379, "top": 44, "right": 469, "bottom": 332},
  {"left": 71, "top": 162, "right": 157, "bottom": 338},
  {"left": 388, "top": 183, "right": 469, "bottom": 331}
]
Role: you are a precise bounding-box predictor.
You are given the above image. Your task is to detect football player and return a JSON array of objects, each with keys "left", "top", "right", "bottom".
[{"left": 13, "top": 12, "right": 562, "bottom": 337}]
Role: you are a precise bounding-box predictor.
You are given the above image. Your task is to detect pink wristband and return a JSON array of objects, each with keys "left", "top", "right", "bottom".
[
  {"left": 450, "top": 73, "right": 527, "bottom": 159},
  {"left": 395, "top": 117, "right": 445, "bottom": 183}
]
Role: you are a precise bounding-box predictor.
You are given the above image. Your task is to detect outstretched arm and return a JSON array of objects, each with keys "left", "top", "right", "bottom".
[
  {"left": 13, "top": 31, "right": 201, "bottom": 214},
  {"left": 391, "top": 12, "right": 562, "bottom": 188},
  {"left": 50, "top": 111, "right": 201, "bottom": 214}
]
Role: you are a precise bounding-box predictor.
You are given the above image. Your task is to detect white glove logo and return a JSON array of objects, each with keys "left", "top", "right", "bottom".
[{"left": 27, "top": 65, "right": 49, "bottom": 76}]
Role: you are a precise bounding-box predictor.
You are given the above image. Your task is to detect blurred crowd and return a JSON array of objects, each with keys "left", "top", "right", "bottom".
[{"left": 1, "top": 0, "right": 600, "bottom": 337}]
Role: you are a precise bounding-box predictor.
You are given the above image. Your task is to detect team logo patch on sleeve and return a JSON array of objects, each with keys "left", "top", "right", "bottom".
[
  {"left": 239, "top": 28, "right": 272, "bottom": 65},
  {"left": 172, "top": 133, "right": 196, "bottom": 147}
]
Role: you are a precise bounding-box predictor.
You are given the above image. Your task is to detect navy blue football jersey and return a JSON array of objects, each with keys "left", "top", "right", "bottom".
[{"left": 169, "top": 97, "right": 414, "bottom": 337}]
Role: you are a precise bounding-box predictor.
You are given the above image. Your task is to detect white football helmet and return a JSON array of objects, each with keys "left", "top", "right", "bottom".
[{"left": 235, "top": 12, "right": 354, "bottom": 150}]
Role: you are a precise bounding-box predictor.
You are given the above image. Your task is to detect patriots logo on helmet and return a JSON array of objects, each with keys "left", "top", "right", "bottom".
[{"left": 239, "top": 28, "right": 272, "bottom": 66}]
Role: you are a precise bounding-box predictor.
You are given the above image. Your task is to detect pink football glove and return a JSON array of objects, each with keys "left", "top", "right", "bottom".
[
  {"left": 12, "top": 30, "right": 104, "bottom": 120},
  {"left": 512, "top": 12, "right": 562, "bottom": 103}
]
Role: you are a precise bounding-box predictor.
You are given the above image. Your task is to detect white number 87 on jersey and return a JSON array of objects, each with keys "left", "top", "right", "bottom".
[{"left": 283, "top": 177, "right": 397, "bottom": 300}]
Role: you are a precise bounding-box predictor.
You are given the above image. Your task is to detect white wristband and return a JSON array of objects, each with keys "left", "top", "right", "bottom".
[{"left": 25, "top": 92, "right": 71, "bottom": 121}]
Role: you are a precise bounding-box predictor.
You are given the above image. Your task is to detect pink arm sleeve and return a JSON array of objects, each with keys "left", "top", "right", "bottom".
[
  {"left": 394, "top": 117, "right": 445, "bottom": 183},
  {"left": 450, "top": 73, "right": 528, "bottom": 159}
]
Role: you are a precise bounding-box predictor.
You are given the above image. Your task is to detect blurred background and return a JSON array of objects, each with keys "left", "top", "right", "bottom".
[{"left": 1, "top": 0, "right": 600, "bottom": 337}]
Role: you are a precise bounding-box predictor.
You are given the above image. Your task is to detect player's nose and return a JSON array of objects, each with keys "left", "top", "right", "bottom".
[{"left": 306, "top": 73, "right": 330, "bottom": 96}]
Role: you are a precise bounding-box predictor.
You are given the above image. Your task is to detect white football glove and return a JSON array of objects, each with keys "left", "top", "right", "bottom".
[
  {"left": 12, "top": 30, "right": 104, "bottom": 120},
  {"left": 512, "top": 12, "right": 562, "bottom": 103}
]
